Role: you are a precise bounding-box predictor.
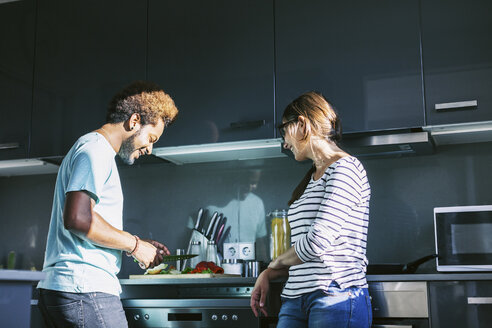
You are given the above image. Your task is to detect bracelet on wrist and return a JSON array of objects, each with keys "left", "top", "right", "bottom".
[{"left": 126, "top": 235, "right": 140, "bottom": 257}]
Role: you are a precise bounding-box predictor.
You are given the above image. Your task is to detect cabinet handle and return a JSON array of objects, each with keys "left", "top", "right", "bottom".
[
  {"left": 229, "top": 120, "right": 266, "bottom": 129},
  {"left": 434, "top": 100, "right": 478, "bottom": 111},
  {"left": 373, "top": 325, "right": 413, "bottom": 328},
  {"left": 468, "top": 297, "right": 492, "bottom": 304},
  {"left": 0, "top": 142, "right": 20, "bottom": 150}
]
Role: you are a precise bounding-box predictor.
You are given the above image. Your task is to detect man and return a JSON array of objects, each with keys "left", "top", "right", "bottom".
[{"left": 37, "top": 81, "right": 179, "bottom": 327}]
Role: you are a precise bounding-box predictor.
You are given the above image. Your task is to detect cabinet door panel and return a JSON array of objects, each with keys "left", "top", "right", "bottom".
[
  {"left": 421, "top": 0, "right": 492, "bottom": 125},
  {"left": 0, "top": 0, "right": 35, "bottom": 160},
  {"left": 429, "top": 281, "right": 492, "bottom": 328},
  {"left": 148, "top": 0, "right": 275, "bottom": 148},
  {"left": 275, "top": 0, "right": 424, "bottom": 134},
  {"left": 31, "top": 0, "right": 147, "bottom": 158}
]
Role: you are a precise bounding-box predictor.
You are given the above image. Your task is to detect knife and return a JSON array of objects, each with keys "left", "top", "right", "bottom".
[
  {"left": 215, "top": 223, "right": 225, "bottom": 244},
  {"left": 194, "top": 208, "right": 204, "bottom": 231},
  {"left": 214, "top": 216, "right": 227, "bottom": 243},
  {"left": 161, "top": 254, "right": 198, "bottom": 262},
  {"left": 134, "top": 254, "right": 198, "bottom": 268},
  {"left": 217, "top": 225, "right": 230, "bottom": 256},
  {"left": 205, "top": 212, "right": 218, "bottom": 239},
  {"left": 209, "top": 213, "right": 223, "bottom": 241}
]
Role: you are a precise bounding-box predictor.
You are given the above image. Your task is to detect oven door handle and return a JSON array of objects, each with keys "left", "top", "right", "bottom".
[
  {"left": 373, "top": 325, "right": 413, "bottom": 328},
  {"left": 468, "top": 297, "right": 492, "bottom": 304}
]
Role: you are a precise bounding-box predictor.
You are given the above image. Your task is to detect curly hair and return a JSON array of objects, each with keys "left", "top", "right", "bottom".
[{"left": 106, "top": 81, "right": 178, "bottom": 127}]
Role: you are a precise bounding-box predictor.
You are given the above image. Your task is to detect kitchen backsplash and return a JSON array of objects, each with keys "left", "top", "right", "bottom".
[{"left": 1, "top": 142, "right": 492, "bottom": 277}]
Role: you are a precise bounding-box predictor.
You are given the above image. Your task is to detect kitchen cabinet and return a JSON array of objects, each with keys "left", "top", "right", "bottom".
[
  {"left": 31, "top": 0, "right": 147, "bottom": 158},
  {"left": 429, "top": 280, "right": 492, "bottom": 328},
  {"left": 0, "top": 270, "right": 45, "bottom": 328},
  {"left": 147, "top": 0, "right": 275, "bottom": 148},
  {"left": 275, "top": 0, "right": 424, "bottom": 134},
  {"left": 421, "top": 0, "right": 492, "bottom": 125},
  {"left": 0, "top": 0, "right": 36, "bottom": 160}
]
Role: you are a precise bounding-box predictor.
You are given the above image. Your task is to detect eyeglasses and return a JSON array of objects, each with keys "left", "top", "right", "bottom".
[{"left": 277, "top": 119, "right": 297, "bottom": 139}]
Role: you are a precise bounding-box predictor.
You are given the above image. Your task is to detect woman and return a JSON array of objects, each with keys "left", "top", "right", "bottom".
[{"left": 250, "top": 92, "right": 372, "bottom": 327}]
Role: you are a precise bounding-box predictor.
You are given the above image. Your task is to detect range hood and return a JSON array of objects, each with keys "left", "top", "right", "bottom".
[
  {"left": 153, "top": 129, "right": 435, "bottom": 164},
  {"left": 340, "top": 129, "right": 434, "bottom": 158},
  {"left": 423, "top": 120, "right": 492, "bottom": 146},
  {"left": 0, "top": 159, "right": 59, "bottom": 177},
  {"left": 153, "top": 138, "right": 286, "bottom": 165},
  {"left": 3, "top": 121, "right": 491, "bottom": 174}
]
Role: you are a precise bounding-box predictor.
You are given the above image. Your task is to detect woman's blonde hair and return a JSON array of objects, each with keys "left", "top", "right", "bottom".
[
  {"left": 282, "top": 91, "right": 341, "bottom": 143},
  {"left": 283, "top": 91, "right": 342, "bottom": 205}
]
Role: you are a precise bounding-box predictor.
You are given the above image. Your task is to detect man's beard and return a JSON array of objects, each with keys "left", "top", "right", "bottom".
[{"left": 118, "top": 131, "right": 140, "bottom": 165}]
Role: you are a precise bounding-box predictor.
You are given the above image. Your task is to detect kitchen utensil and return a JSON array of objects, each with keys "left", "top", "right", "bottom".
[
  {"left": 244, "top": 260, "right": 260, "bottom": 277},
  {"left": 194, "top": 208, "right": 204, "bottom": 231},
  {"left": 214, "top": 216, "right": 226, "bottom": 242},
  {"left": 160, "top": 254, "right": 198, "bottom": 262},
  {"left": 176, "top": 249, "right": 185, "bottom": 271},
  {"left": 183, "top": 208, "right": 206, "bottom": 268},
  {"left": 209, "top": 213, "right": 223, "bottom": 241},
  {"left": 215, "top": 223, "right": 225, "bottom": 244},
  {"left": 205, "top": 212, "right": 218, "bottom": 239},
  {"left": 128, "top": 273, "right": 240, "bottom": 279},
  {"left": 222, "top": 259, "right": 244, "bottom": 275},
  {"left": 270, "top": 209, "right": 290, "bottom": 260},
  {"left": 366, "top": 254, "right": 437, "bottom": 274},
  {"left": 217, "top": 225, "right": 230, "bottom": 256},
  {"left": 189, "top": 241, "right": 202, "bottom": 268},
  {"left": 206, "top": 240, "right": 219, "bottom": 265}
]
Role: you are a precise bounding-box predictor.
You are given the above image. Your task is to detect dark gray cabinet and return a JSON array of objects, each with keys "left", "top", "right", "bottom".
[
  {"left": 31, "top": 0, "right": 147, "bottom": 158},
  {"left": 0, "top": 0, "right": 36, "bottom": 160},
  {"left": 429, "top": 281, "right": 492, "bottom": 328},
  {"left": 275, "top": 0, "right": 424, "bottom": 134},
  {"left": 147, "top": 0, "right": 275, "bottom": 148},
  {"left": 421, "top": 0, "right": 492, "bottom": 125}
]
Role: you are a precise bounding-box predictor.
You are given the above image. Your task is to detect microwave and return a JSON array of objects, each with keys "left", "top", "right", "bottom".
[{"left": 434, "top": 205, "right": 492, "bottom": 272}]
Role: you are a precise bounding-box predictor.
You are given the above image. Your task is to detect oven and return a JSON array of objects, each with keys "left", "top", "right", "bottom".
[
  {"left": 122, "top": 298, "right": 256, "bottom": 328},
  {"left": 120, "top": 282, "right": 259, "bottom": 328}
]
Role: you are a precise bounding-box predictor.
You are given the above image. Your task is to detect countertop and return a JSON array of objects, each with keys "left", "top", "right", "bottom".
[
  {"left": 0, "top": 269, "right": 45, "bottom": 282},
  {"left": 120, "top": 273, "right": 492, "bottom": 286}
]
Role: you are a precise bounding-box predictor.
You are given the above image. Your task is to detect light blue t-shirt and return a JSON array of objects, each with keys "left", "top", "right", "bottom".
[{"left": 38, "top": 132, "right": 124, "bottom": 296}]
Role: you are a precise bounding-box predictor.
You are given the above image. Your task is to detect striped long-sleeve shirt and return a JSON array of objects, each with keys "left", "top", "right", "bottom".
[{"left": 281, "top": 156, "right": 370, "bottom": 298}]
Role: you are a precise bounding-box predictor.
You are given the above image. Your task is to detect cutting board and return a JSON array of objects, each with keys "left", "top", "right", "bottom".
[{"left": 129, "top": 273, "right": 241, "bottom": 279}]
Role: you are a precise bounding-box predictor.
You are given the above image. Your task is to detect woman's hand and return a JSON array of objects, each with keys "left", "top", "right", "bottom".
[
  {"left": 250, "top": 269, "right": 271, "bottom": 317},
  {"left": 268, "top": 247, "right": 303, "bottom": 270}
]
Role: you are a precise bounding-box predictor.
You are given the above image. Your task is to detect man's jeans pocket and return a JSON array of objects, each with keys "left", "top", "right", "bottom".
[{"left": 45, "top": 300, "right": 83, "bottom": 327}]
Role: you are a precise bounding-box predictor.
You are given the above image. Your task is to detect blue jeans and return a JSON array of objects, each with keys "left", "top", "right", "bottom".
[
  {"left": 277, "top": 284, "right": 372, "bottom": 328},
  {"left": 38, "top": 288, "right": 128, "bottom": 328}
]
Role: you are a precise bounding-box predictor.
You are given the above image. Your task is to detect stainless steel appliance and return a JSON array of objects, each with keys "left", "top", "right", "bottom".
[
  {"left": 123, "top": 299, "right": 255, "bottom": 328},
  {"left": 370, "top": 281, "right": 430, "bottom": 328},
  {"left": 434, "top": 205, "right": 492, "bottom": 272},
  {"left": 121, "top": 282, "right": 258, "bottom": 328}
]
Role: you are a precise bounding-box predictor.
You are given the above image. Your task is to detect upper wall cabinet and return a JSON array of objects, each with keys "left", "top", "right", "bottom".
[
  {"left": 0, "top": 0, "right": 36, "bottom": 160},
  {"left": 421, "top": 0, "right": 492, "bottom": 125},
  {"left": 31, "top": 0, "right": 147, "bottom": 158},
  {"left": 147, "top": 0, "right": 275, "bottom": 148},
  {"left": 275, "top": 0, "right": 424, "bottom": 134}
]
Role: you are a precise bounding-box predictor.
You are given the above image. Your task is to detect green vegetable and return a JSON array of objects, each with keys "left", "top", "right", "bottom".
[
  {"left": 200, "top": 268, "right": 213, "bottom": 274},
  {"left": 181, "top": 267, "right": 193, "bottom": 274}
]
